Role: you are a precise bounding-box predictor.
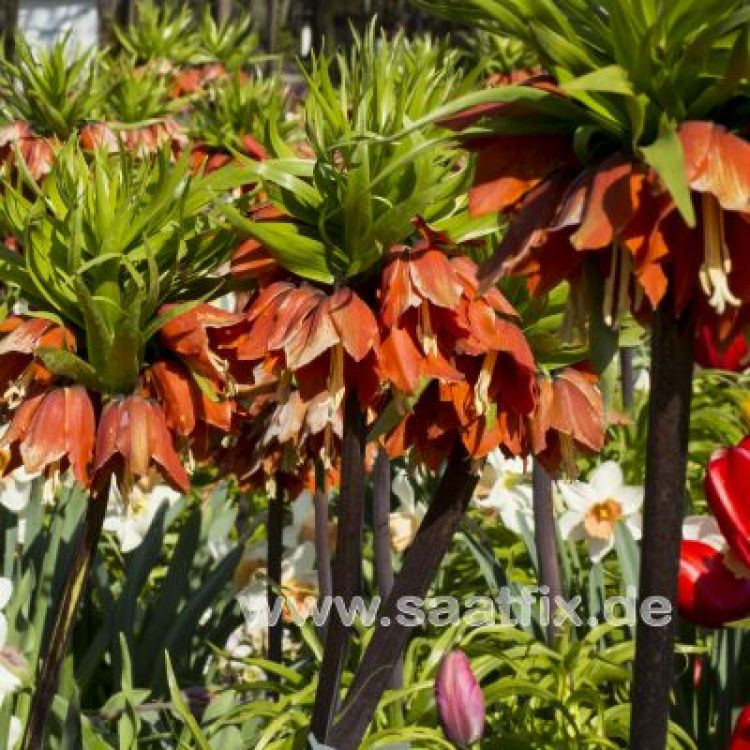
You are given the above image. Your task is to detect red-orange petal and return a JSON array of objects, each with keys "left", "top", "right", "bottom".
[
  {"left": 328, "top": 289, "right": 379, "bottom": 362},
  {"left": 571, "top": 156, "right": 641, "bottom": 251},
  {"left": 146, "top": 400, "right": 190, "bottom": 492},
  {"left": 151, "top": 361, "right": 197, "bottom": 436},
  {"left": 381, "top": 251, "right": 419, "bottom": 328},
  {"left": 479, "top": 171, "right": 573, "bottom": 292},
  {"left": 21, "top": 389, "right": 67, "bottom": 474},
  {"left": 469, "top": 135, "right": 571, "bottom": 216},
  {"left": 64, "top": 386, "right": 95, "bottom": 485},
  {"left": 409, "top": 249, "right": 462, "bottom": 309},
  {"left": 680, "top": 121, "right": 750, "bottom": 212},
  {"left": 377, "top": 327, "right": 423, "bottom": 394}
]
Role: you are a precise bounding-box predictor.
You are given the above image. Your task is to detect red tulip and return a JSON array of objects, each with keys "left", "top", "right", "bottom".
[
  {"left": 0, "top": 386, "right": 95, "bottom": 485},
  {"left": 695, "top": 323, "right": 749, "bottom": 371},
  {"left": 677, "top": 540, "right": 750, "bottom": 628},
  {"left": 435, "top": 650, "right": 485, "bottom": 747},
  {"left": 731, "top": 707, "right": 750, "bottom": 750},
  {"left": 92, "top": 395, "right": 189, "bottom": 493},
  {"left": 705, "top": 439, "right": 750, "bottom": 570}
]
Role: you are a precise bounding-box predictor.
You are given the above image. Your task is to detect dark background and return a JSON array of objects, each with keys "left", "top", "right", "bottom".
[{"left": 0, "top": 0, "right": 451, "bottom": 56}]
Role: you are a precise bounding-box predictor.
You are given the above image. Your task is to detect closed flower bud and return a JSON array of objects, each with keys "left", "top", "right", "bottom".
[{"left": 435, "top": 649, "right": 485, "bottom": 747}]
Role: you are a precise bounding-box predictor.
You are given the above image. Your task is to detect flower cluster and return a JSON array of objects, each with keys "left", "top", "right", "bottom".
[
  {"left": 453, "top": 89, "right": 750, "bottom": 349},
  {"left": 0, "top": 304, "right": 246, "bottom": 499},
  {"left": 223, "top": 221, "right": 541, "bottom": 481}
]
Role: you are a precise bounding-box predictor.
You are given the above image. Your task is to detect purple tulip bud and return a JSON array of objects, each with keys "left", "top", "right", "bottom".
[{"left": 435, "top": 649, "right": 485, "bottom": 747}]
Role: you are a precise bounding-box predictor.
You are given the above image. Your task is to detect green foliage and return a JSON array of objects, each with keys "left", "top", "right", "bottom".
[
  {"left": 113, "top": 0, "right": 196, "bottom": 66},
  {"left": 190, "top": 72, "right": 292, "bottom": 152},
  {"left": 229, "top": 26, "right": 477, "bottom": 282},
  {"left": 603, "top": 365, "right": 750, "bottom": 507},
  {"left": 0, "top": 144, "right": 243, "bottom": 393},
  {"left": 0, "top": 35, "right": 105, "bottom": 138},
  {"left": 113, "top": 1, "right": 262, "bottom": 69},
  {"left": 101, "top": 57, "right": 181, "bottom": 124},
  {"left": 191, "top": 6, "right": 262, "bottom": 70},
  {"left": 0, "top": 479, "right": 247, "bottom": 749}
]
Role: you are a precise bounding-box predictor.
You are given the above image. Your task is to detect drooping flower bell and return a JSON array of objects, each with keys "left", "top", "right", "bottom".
[
  {"left": 0, "top": 316, "right": 76, "bottom": 405},
  {"left": 159, "top": 303, "right": 248, "bottom": 386},
  {"left": 529, "top": 367, "right": 606, "bottom": 474},
  {"left": 380, "top": 233, "right": 538, "bottom": 466},
  {"left": 435, "top": 649, "right": 485, "bottom": 748},
  {"left": 452, "top": 95, "right": 750, "bottom": 330},
  {"left": 0, "top": 386, "right": 96, "bottom": 486},
  {"left": 92, "top": 395, "right": 189, "bottom": 494},
  {"left": 0, "top": 120, "right": 55, "bottom": 181},
  {"left": 149, "top": 304, "right": 247, "bottom": 456},
  {"left": 236, "top": 281, "right": 380, "bottom": 415}
]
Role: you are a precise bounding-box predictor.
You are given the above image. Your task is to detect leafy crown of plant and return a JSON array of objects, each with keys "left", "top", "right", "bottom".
[
  {"left": 416, "top": 0, "right": 750, "bottom": 225},
  {"left": 101, "top": 56, "right": 182, "bottom": 124},
  {"left": 0, "top": 34, "right": 105, "bottom": 139},
  {"left": 226, "top": 26, "right": 479, "bottom": 284},
  {"left": 0, "top": 144, "right": 245, "bottom": 394},
  {"left": 192, "top": 5, "right": 262, "bottom": 69},
  {"left": 113, "top": 0, "right": 196, "bottom": 66},
  {"left": 190, "top": 72, "right": 290, "bottom": 151}
]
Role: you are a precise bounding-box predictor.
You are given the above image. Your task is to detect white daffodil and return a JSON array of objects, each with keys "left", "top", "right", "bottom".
[
  {"left": 103, "top": 479, "right": 181, "bottom": 553},
  {"left": 473, "top": 450, "right": 534, "bottom": 535},
  {"left": 558, "top": 461, "right": 643, "bottom": 563},
  {"left": 389, "top": 471, "right": 425, "bottom": 552},
  {"left": 0, "top": 578, "right": 22, "bottom": 702},
  {"left": 234, "top": 542, "right": 318, "bottom": 656},
  {"left": 0, "top": 467, "right": 37, "bottom": 514}
]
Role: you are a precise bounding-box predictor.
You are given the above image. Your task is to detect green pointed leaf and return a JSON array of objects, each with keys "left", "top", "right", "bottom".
[
  {"left": 640, "top": 125, "right": 695, "bottom": 226},
  {"left": 222, "top": 204, "right": 334, "bottom": 284},
  {"left": 35, "top": 348, "right": 104, "bottom": 391},
  {"left": 164, "top": 653, "right": 212, "bottom": 750}
]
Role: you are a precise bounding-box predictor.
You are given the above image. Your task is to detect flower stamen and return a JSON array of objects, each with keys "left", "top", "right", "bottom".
[{"left": 700, "top": 193, "right": 741, "bottom": 314}]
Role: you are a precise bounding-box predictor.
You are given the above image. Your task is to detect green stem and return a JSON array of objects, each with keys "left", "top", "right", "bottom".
[{"left": 21, "top": 486, "right": 108, "bottom": 750}]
